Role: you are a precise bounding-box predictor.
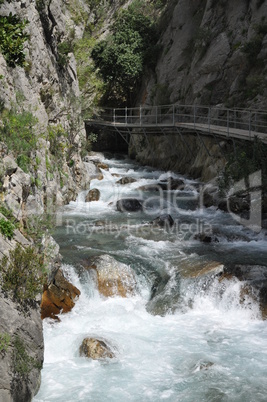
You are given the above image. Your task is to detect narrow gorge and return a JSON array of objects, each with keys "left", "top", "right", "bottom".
[{"left": 0, "top": 1, "right": 266, "bottom": 401}]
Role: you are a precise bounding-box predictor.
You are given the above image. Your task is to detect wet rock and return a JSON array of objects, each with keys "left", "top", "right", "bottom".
[
  {"left": 87, "top": 254, "right": 136, "bottom": 297},
  {"left": 116, "top": 176, "right": 137, "bottom": 185},
  {"left": 218, "top": 193, "right": 250, "bottom": 216},
  {"left": 151, "top": 214, "right": 174, "bottom": 228},
  {"left": 200, "top": 185, "right": 219, "bottom": 208},
  {"left": 146, "top": 272, "right": 180, "bottom": 316},
  {"left": 116, "top": 198, "right": 143, "bottom": 212},
  {"left": 194, "top": 233, "right": 219, "bottom": 243},
  {"left": 79, "top": 337, "right": 115, "bottom": 360},
  {"left": 179, "top": 260, "right": 224, "bottom": 278},
  {"left": 138, "top": 184, "right": 161, "bottom": 192},
  {"left": 192, "top": 361, "right": 214, "bottom": 372},
  {"left": 40, "top": 269, "right": 80, "bottom": 320},
  {"left": 221, "top": 264, "right": 267, "bottom": 319},
  {"left": 85, "top": 188, "right": 100, "bottom": 202},
  {"left": 189, "top": 261, "right": 224, "bottom": 278},
  {"left": 97, "top": 162, "right": 109, "bottom": 170},
  {"left": 159, "top": 177, "right": 185, "bottom": 190}
]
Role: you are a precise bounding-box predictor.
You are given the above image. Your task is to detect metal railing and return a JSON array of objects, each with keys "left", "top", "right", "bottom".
[{"left": 90, "top": 104, "right": 267, "bottom": 140}]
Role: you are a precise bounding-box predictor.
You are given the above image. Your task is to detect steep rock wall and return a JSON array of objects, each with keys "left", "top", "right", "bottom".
[
  {"left": 0, "top": 1, "right": 91, "bottom": 401},
  {"left": 0, "top": 0, "right": 91, "bottom": 213},
  {"left": 133, "top": 0, "right": 267, "bottom": 179}
]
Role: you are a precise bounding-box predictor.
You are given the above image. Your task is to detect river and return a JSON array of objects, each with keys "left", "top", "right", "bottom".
[{"left": 34, "top": 155, "right": 267, "bottom": 402}]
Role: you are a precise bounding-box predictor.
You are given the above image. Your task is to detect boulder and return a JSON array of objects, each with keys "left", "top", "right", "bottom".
[
  {"left": 79, "top": 337, "right": 115, "bottom": 360},
  {"left": 88, "top": 254, "right": 136, "bottom": 297},
  {"left": 40, "top": 269, "right": 80, "bottom": 320},
  {"left": 85, "top": 188, "right": 100, "bottom": 202},
  {"left": 116, "top": 198, "right": 143, "bottom": 212},
  {"left": 138, "top": 184, "right": 161, "bottom": 192},
  {"left": 159, "top": 177, "right": 185, "bottom": 190},
  {"left": 179, "top": 260, "right": 224, "bottom": 278},
  {"left": 194, "top": 233, "right": 219, "bottom": 243},
  {"left": 116, "top": 177, "right": 137, "bottom": 185},
  {"left": 151, "top": 214, "right": 174, "bottom": 228},
  {"left": 97, "top": 162, "right": 109, "bottom": 170},
  {"left": 221, "top": 264, "right": 267, "bottom": 319}
]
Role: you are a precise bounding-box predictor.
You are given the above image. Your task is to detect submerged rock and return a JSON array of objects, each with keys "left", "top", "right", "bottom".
[
  {"left": 87, "top": 254, "right": 136, "bottom": 297},
  {"left": 151, "top": 214, "right": 174, "bottom": 228},
  {"left": 116, "top": 198, "right": 143, "bottom": 212},
  {"left": 221, "top": 264, "right": 267, "bottom": 319},
  {"left": 159, "top": 177, "right": 185, "bottom": 190},
  {"left": 85, "top": 188, "right": 100, "bottom": 202},
  {"left": 116, "top": 176, "right": 137, "bottom": 185},
  {"left": 194, "top": 233, "right": 219, "bottom": 243},
  {"left": 40, "top": 269, "right": 80, "bottom": 320},
  {"left": 79, "top": 337, "right": 115, "bottom": 360}
]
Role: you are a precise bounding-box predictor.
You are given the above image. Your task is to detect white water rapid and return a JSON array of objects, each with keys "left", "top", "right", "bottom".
[{"left": 34, "top": 156, "right": 267, "bottom": 402}]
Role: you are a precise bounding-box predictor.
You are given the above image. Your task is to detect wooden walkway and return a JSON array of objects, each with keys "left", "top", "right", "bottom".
[{"left": 85, "top": 104, "right": 267, "bottom": 144}]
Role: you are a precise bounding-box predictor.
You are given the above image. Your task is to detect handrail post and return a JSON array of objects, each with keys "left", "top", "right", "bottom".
[
  {"left": 227, "top": 109, "right": 229, "bottom": 136},
  {"left": 156, "top": 106, "right": 158, "bottom": 125},
  {"left": 208, "top": 107, "right": 210, "bottom": 132},
  {"left": 255, "top": 112, "right": 257, "bottom": 132},
  {"left": 173, "top": 104, "right": 175, "bottom": 125},
  {"left": 140, "top": 105, "right": 142, "bottom": 126},
  {"left": 193, "top": 105, "right": 196, "bottom": 129},
  {"left": 113, "top": 108, "right": 116, "bottom": 124},
  {"left": 249, "top": 111, "right": 251, "bottom": 140},
  {"left": 125, "top": 107, "right": 127, "bottom": 125}
]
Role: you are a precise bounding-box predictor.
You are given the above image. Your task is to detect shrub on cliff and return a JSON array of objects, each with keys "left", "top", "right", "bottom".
[
  {"left": 0, "top": 13, "right": 29, "bottom": 68},
  {"left": 0, "top": 245, "right": 46, "bottom": 304},
  {"left": 0, "top": 108, "right": 37, "bottom": 172},
  {"left": 0, "top": 218, "right": 15, "bottom": 239}
]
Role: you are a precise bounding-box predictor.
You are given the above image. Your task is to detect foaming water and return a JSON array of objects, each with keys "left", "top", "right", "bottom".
[
  {"left": 35, "top": 266, "right": 267, "bottom": 402},
  {"left": 34, "top": 156, "right": 267, "bottom": 402}
]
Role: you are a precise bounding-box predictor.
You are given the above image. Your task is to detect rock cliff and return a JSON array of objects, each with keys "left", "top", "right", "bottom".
[
  {"left": 0, "top": 1, "right": 92, "bottom": 400},
  {"left": 132, "top": 0, "right": 267, "bottom": 180}
]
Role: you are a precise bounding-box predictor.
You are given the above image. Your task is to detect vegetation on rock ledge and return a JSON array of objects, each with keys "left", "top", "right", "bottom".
[
  {"left": 0, "top": 13, "right": 29, "bottom": 68},
  {"left": 0, "top": 244, "right": 46, "bottom": 304}
]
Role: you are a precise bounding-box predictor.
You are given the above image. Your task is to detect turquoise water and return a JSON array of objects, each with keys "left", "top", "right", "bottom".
[{"left": 34, "top": 156, "right": 267, "bottom": 402}]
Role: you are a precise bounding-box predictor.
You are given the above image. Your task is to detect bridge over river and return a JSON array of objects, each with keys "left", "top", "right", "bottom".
[{"left": 85, "top": 104, "right": 267, "bottom": 153}]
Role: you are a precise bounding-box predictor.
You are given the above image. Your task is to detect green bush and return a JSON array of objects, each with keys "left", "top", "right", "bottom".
[
  {"left": 0, "top": 13, "right": 29, "bottom": 68},
  {"left": 0, "top": 244, "right": 46, "bottom": 303},
  {"left": 13, "top": 335, "right": 42, "bottom": 376},
  {"left": 0, "top": 109, "right": 38, "bottom": 172},
  {"left": 91, "top": 2, "right": 159, "bottom": 104},
  {"left": 0, "top": 218, "right": 15, "bottom": 239},
  {"left": 0, "top": 332, "right": 10, "bottom": 354},
  {"left": 57, "top": 40, "right": 73, "bottom": 67},
  {"left": 47, "top": 124, "right": 67, "bottom": 158}
]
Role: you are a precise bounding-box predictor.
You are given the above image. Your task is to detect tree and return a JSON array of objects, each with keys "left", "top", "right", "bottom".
[{"left": 91, "top": 4, "right": 159, "bottom": 105}]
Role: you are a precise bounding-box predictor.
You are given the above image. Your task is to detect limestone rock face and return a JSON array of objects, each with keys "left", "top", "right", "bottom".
[
  {"left": 132, "top": 0, "right": 267, "bottom": 181},
  {"left": 0, "top": 293, "right": 43, "bottom": 402},
  {"left": 0, "top": 0, "right": 92, "bottom": 213},
  {"left": 88, "top": 255, "right": 136, "bottom": 298},
  {"left": 79, "top": 337, "right": 115, "bottom": 360},
  {"left": 40, "top": 268, "right": 80, "bottom": 320},
  {"left": 85, "top": 188, "right": 100, "bottom": 202}
]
